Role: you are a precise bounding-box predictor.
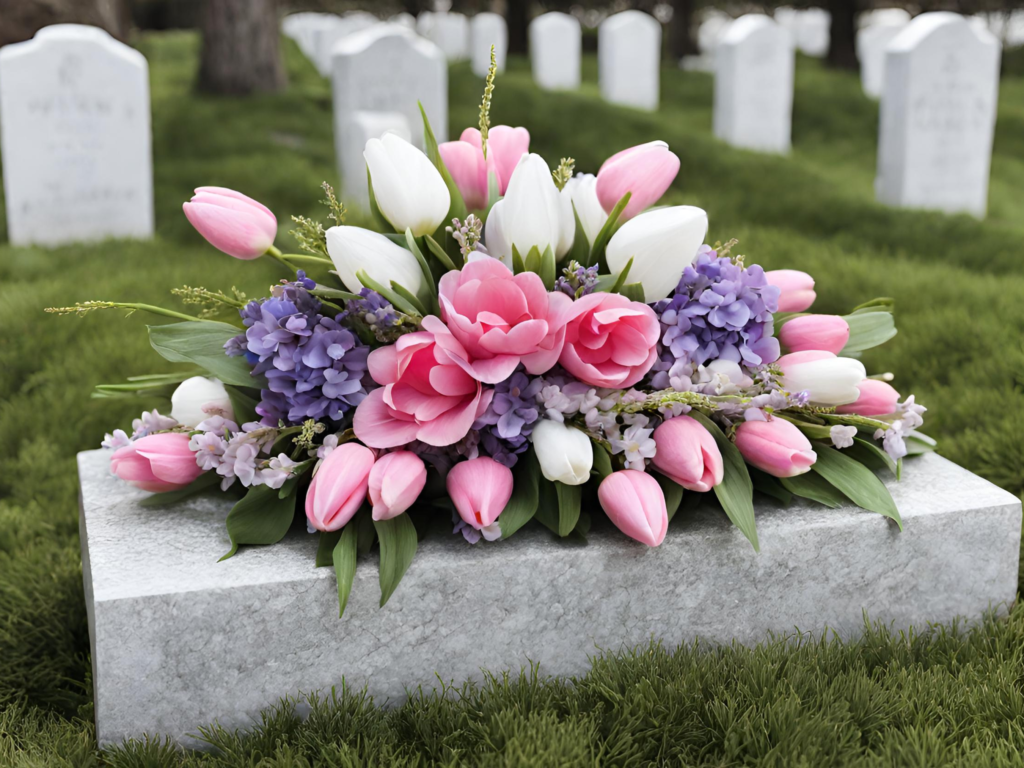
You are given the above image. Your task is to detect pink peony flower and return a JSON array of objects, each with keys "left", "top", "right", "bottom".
[
  {"left": 438, "top": 257, "right": 573, "bottom": 383},
  {"left": 558, "top": 292, "right": 661, "bottom": 388},
  {"left": 110, "top": 433, "right": 204, "bottom": 493},
  {"left": 182, "top": 186, "right": 277, "bottom": 260},
  {"left": 438, "top": 126, "right": 530, "bottom": 209}
]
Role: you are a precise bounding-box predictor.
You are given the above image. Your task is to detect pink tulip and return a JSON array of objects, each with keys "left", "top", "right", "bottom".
[
  {"left": 836, "top": 379, "right": 901, "bottom": 416},
  {"left": 778, "top": 314, "right": 850, "bottom": 354},
  {"left": 305, "top": 443, "right": 375, "bottom": 532},
  {"left": 595, "top": 140, "right": 680, "bottom": 221},
  {"left": 765, "top": 269, "right": 816, "bottom": 313},
  {"left": 559, "top": 292, "right": 661, "bottom": 388},
  {"left": 438, "top": 257, "right": 573, "bottom": 383},
  {"left": 438, "top": 140, "right": 490, "bottom": 210},
  {"left": 651, "top": 416, "right": 724, "bottom": 492},
  {"left": 110, "top": 433, "right": 204, "bottom": 493},
  {"left": 598, "top": 470, "right": 668, "bottom": 547},
  {"left": 446, "top": 457, "right": 513, "bottom": 530},
  {"left": 352, "top": 318, "right": 494, "bottom": 449},
  {"left": 459, "top": 126, "right": 531, "bottom": 194},
  {"left": 734, "top": 419, "right": 817, "bottom": 478},
  {"left": 182, "top": 186, "right": 277, "bottom": 260},
  {"left": 438, "top": 125, "right": 530, "bottom": 208},
  {"left": 367, "top": 451, "right": 428, "bottom": 521}
]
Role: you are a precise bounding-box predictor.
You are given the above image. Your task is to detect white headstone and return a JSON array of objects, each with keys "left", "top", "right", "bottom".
[
  {"left": 417, "top": 12, "right": 468, "bottom": 61},
  {"left": 314, "top": 12, "right": 378, "bottom": 77},
  {"left": 0, "top": 24, "right": 153, "bottom": 247},
  {"left": 857, "top": 10, "right": 910, "bottom": 99},
  {"left": 470, "top": 13, "right": 508, "bottom": 78},
  {"left": 775, "top": 8, "right": 830, "bottom": 57},
  {"left": 338, "top": 111, "right": 412, "bottom": 212},
  {"left": 530, "top": 12, "right": 582, "bottom": 91},
  {"left": 390, "top": 13, "right": 416, "bottom": 30},
  {"left": 332, "top": 25, "right": 447, "bottom": 158},
  {"left": 876, "top": 12, "right": 1000, "bottom": 218},
  {"left": 713, "top": 15, "right": 794, "bottom": 154},
  {"left": 598, "top": 11, "right": 661, "bottom": 111},
  {"left": 282, "top": 13, "right": 329, "bottom": 60}
]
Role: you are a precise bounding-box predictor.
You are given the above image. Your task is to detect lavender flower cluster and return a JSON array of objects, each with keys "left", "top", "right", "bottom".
[{"left": 189, "top": 415, "right": 303, "bottom": 491}]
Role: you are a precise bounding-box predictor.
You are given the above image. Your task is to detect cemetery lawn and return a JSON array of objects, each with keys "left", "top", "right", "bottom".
[{"left": 2, "top": 31, "right": 1024, "bottom": 766}]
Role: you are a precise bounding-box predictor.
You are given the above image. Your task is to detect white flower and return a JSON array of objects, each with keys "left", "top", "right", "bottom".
[
  {"left": 102, "top": 429, "right": 131, "bottom": 450},
  {"left": 483, "top": 199, "right": 512, "bottom": 267},
  {"left": 326, "top": 225, "right": 424, "bottom": 296},
  {"left": 830, "top": 425, "right": 858, "bottom": 449},
  {"left": 556, "top": 182, "right": 576, "bottom": 258},
  {"left": 502, "top": 153, "right": 564, "bottom": 258},
  {"left": 364, "top": 132, "right": 450, "bottom": 236},
  {"left": 131, "top": 409, "right": 177, "bottom": 438},
  {"left": 531, "top": 419, "right": 594, "bottom": 486},
  {"left": 779, "top": 353, "right": 866, "bottom": 407},
  {"left": 171, "top": 377, "right": 233, "bottom": 428},
  {"left": 563, "top": 173, "right": 607, "bottom": 246},
  {"left": 260, "top": 454, "right": 303, "bottom": 490},
  {"left": 610, "top": 423, "right": 657, "bottom": 471}
]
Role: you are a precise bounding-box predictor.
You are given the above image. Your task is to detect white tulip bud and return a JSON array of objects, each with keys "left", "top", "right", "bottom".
[
  {"left": 326, "top": 225, "right": 424, "bottom": 296},
  {"left": 483, "top": 199, "right": 513, "bottom": 268},
  {"left": 563, "top": 173, "right": 608, "bottom": 247},
  {"left": 778, "top": 351, "right": 867, "bottom": 406},
  {"left": 171, "top": 377, "right": 233, "bottom": 428},
  {"left": 531, "top": 420, "right": 593, "bottom": 486},
  {"left": 502, "top": 153, "right": 563, "bottom": 258},
  {"left": 364, "top": 132, "right": 450, "bottom": 236}
]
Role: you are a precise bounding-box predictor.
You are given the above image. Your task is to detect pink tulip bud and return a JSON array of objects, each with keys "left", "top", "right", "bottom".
[
  {"left": 595, "top": 140, "right": 681, "bottom": 221},
  {"left": 182, "top": 186, "right": 277, "bottom": 260},
  {"left": 651, "top": 415, "right": 724, "bottom": 492},
  {"left": 734, "top": 419, "right": 817, "bottom": 478},
  {"left": 305, "top": 443, "right": 375, "bottom": 532},
  {"left": 110, "top": 433, "right": 204, "bottom": 493},
  {"left": 446, "top": 457, "right": 513, "bottom": 530},
  {"left": 765, "top": 269, "right": 816, "bottom": 312},
  {"left": 438, "top": 140, "right": 489, "bottom": 211},
  {"left": 598, "top": 470, "right": 668, "bottom": 547},
  {"left": 367, "top": 451, "right": 428, "bottom": 521},
  {"left": 778, "top": 314, "right": 850, "bottom": 354},
  {"left": 836, "top": 379, "right": 901, "bottom": 416}
]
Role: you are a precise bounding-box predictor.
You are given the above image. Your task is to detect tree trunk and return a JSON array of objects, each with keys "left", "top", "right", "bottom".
[
  {"left": 506, "top": 0, "right": 529, "bottom": 55},
  {"left": 668, "top": 0, "right": 699, "bottom": 58},
  {"left": 198, "top": 0, "right": 285, "bottom": 96},
  {"left": 825, "top": 0, "right": 859, "bottom": 70}
]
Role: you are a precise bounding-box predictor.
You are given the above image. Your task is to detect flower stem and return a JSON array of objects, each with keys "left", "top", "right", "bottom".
[
  {"left": 265, "top": 245, "right": 296, "bottom": 273},
  {"left": 280, "top": 253, "right": 335, "bottom": 267}
]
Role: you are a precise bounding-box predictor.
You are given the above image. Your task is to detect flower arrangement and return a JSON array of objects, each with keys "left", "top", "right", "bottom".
[{"left": 53, "top": 66, "right": 932, "bottom": 617}]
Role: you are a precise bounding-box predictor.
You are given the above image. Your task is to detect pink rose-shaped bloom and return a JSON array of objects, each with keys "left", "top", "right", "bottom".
[
  {"left": 779, "top": 314, "right": 851, "bottom": 355},
  {"left": 182, "top": 186, "right": 277, "bottom": 260},
  {"left": 651, "top": 415, "right": 724, "bottom": 493},
  {"left": 598, "top": 470, "right": 669, "bottom": 547},
  {"left": 367, "top": 451, "right": 428, "bottom": 521},
  {"left": 447, "top": 457, "right": 514, "bottom": 530},
  {"left": 306, "top": 443, "right": 375, "bottom": 532},
  {"left": 353, "top": 319, "right": 494, "bottom": 448},
  {"left": 559, "top": 292, "right": 661, "bottom": 388},
  {"left": 595, "top": 140, "right": 681, "bottom": 221},
  {"left": 110, "top": 433, "right": 204, "bottom": 493},
  {"left": 765, "top": 269, "right": 816, "bottom": 313},
  {"left": 438, "top": 257, "right": 573, "bottom": 383},
  {"left": 734, "top": 419, "right": 817, "bottom": 478},
  {"left": 836, "top": 379, "right": 901, "bottom": 416},
  {"left": 438, "top": 125, "right": 530, "bottom": 209}
]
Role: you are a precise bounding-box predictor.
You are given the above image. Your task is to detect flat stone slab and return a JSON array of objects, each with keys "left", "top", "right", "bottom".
[{"left": 78, "top": 449, "right": 1021, "bottom": 748}]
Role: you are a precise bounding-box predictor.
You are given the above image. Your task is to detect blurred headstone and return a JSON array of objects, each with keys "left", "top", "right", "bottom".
[
  {"left": 314, "top": 12, "right": 378, "bottom": 77},
  {"left": 282, "top": 13, "right": 329, "bottom": 61},
  {"left": 599, "top": 10, "right": 661, "bottom": 111},
  {"left": 417, "top": 11, "right": 468, "bottom": 62},
  {"left": 856, "top": 9, "right": 910, "bottom": 99},
  {"left": 876, "top": 12, "right": 1000, "bottom": 218},
  {"left": 332, "top": 25, "right": 447, "bottom": 157},
  {"left": 681, "top": 10, "right": 731, "bottom": 72},
  {"left": 529, "top": 12, "right": 581, "bottom": 91},
  {"left": 389, "top": 13, "right": 416, "bottom": 30},
  {"left": 775, "top": 8, "right": 829, "bottom": 57},
  {"left": 339, "top": 111, "right": 412, "bottom": 212},
  {"left": 470, "top": 12, "right": 507, "bottom": 77},
  {"left": 713, "top": 15, "right": 793, "bottom": 154},
  {"left": 0, "top": 24, "right": 153, "bottom": 246}
]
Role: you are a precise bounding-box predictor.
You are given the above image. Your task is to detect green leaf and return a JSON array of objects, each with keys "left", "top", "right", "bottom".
[
  {"left": 608, "top": 257, "right": 633, "bottom": 293},
  {"left": 511, "top": 244, "right": 527, "bottom": 275},
  {"left": 689, "top": 412, "right": 759, "bottom": 551},
  {"left": 424, "top": 233, "right": 458, "bottom": 271},
  {"left": 568, "top": 201, "right": 591, "bottom": 266},
  {"left": 591, "top": 442, "right": 613, "bottom": 478},
  {"left": 139, "top": 471, "right": 221, "bottom": 507},
  {"left": 311, "top": 286, "right": 361, "bottom": 302},
  {"left": 220, "top": 483, "right": 298, "bottom": 560},
  {"left": 148, "top": 321, "right": 263, "bottom": 388},
  {"left": 524, "top": 245, "right": 543, "bottom": 275},
  {"left": 777, "top": 413, "right": 833, "bottom": 440},
  {"left": 811, "top": 446, "right": 903, "bottom": 529},
  {"left": 418, "top": 101, "right": 468, "bottom": 225},
  {"left": 851, "top": 297, "right": 894, "bottom": 314},
  {"left": 841, "top": 311, "right": 897, "bottom": 354},
  {"left": 781, "top": 471, "right": 847, "bottom": 508},
  {"left": 405, "top": 229, "right": 440, "bottom": 301},
  {"left": 589, "top": 192, "right": 631, "bottom": 271},
  {"left": 315, "top": 530, "right": 342, "bottom": 568},
  {"left": 618, "top": 283, "right": 645, "bottom": 303},
  {"left": 333, "top": 524, "right": 359, "bottom": 618},
  {"left": 555, "top": 481, "right": 582, "bottom": 537},
  {"left": 749, "top": 468, "right": 792, "bottom": 506},
  {"left": 534, "top": 479, "right": 559, "bottom": 534},
  {"left": 540, "top": 245, "right": 556, "bottom": 289},
  {"left": 654, "top": 472, "right": 685, "bottom": 522},
  {"left": 846, "top": 437, "right": 899, "bottom": 479},
  {"left": 905, "top": 432, "right": 937, "bottom": 456},
  {"left": 374, "top": 514, "right": 418, "bottom": 607},
  {"left": 224, "top": 384, "right": 260, "bottom": 426},
  {"left": 355, "top": 269, "right": 420, "bottom": 317},
  {"left": 498, "top": 449, "right": 541, "bottom": 539},
  {"left": 390, "top": 280, "right": 428, "bottom": 316},
  {"left": 356, "top": 507, "right": 376, "bottom": 555}
]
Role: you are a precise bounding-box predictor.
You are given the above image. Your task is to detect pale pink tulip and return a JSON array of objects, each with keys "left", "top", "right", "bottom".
[
  {"left": 438, "top": 125, "right": 530, "bottom": 208},
  {"left": 182, "top": 186, "right": 277, "bottom": 260},
  {"left": 598, "top": 470, "right": 668, "bottom": 547},
  {"left": 438, "top": 257, "right": 573, "bottom": 383},
  {"left": 438, "top": 140, "right": 490, "bottom": 210},
  {"left": 367, "top": 451, "right": 428, "bottom": 521},
  {"left": 836, "top": 379, "right": 901, "bottom": 416},
  {"left": 458, "top": 125, "right": 530, "bottom": 194},
  {"left": 778, "top": 314, "right": 850, "bottom": 354},
  {"left": 446, "top": 457, "right": 513, "bottom": 530},
  {"left": 651, "top": 416, "right": 724, "bottom": 492},
  {"left": 765, "top": 269, "right": 816, "bottom": 313},
  {"left": 595, "top": 140, "right": 680, "bottom": 221},
  {"left": 734, "top": 419, "right": 817, "bottom": 478},
  {"left": 305, "top": 443, "right": 375, "bottom": 532},
  {"left": 110, "top": 433, "right": 204, "bottom": 493}
]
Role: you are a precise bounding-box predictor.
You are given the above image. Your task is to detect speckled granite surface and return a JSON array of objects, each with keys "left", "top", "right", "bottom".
[{"left": 78, "top": 448, "right": 1021, "bottom": 748}]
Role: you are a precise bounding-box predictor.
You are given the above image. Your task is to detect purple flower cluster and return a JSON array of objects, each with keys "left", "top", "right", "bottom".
[
  {"left": 226, "top": 272, "right": 370, "bottom": 427},
  {"left": 650, "top": 246, "right": 780, "bottom": 391},
  {"left": 347, "top": 288, "right": 399, "bottom": 335},
  {"left": 473, "top": 369, "right": 543, "bottom": 467},
  {"left": 555, "top": 262, "right": 600, "bottom": 298}
]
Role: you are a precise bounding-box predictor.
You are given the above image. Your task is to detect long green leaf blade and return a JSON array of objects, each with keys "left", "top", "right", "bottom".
[
  {"left": 811, "top": 446, "right": 903, "bottom": 529},
  {"left": 555, "top": 481, "right": 582, "bottom": 537},
  {"left": 333, "top": 524, "right": 359, "bottom": 618},
  {"left": 498, "top": 449, "right": 541, "bottom": 539},
  {"left": 220, "top": 484, "right": 297, "bottom": 560},
  {"left": 374, "top": 514, "right": 418, "bottom": 607},
  {"left": 148, "top": 321, "right": 263, "bottom": 388}
]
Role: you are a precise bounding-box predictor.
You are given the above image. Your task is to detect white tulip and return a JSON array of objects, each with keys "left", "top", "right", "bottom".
[
  {"left": 563, "top": 173, "right": 607, "bottom": 247},
  {"left": 502, "top": 153, "right": 563, "bottom": 258},
  {"left": 364, "top": 132, "right": 450, "bottom": 236},
  {"left": 779, "top": 352, "right": 866, "bottom": 406},
  {"left": 483, "top": 199, "right": 513, "bottom": 268},
  {"left": 605, "top": 206, "right": 709, "bottom": 302},
  {"left": 556, "top": 183, "right": 576, "bottom": 258},
  {"left": 326, "top": 225, "right": 424, "bottom": 296},
  {"left": 171, "top": 377, "right": 233, "bottom": 427},
  {"left": 531, "top": 420, "right": 593, "bottom": 486}
]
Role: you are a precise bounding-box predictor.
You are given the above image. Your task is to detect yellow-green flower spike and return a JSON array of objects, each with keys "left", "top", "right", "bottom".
[{"left": 479, "top": 45, "right": 497, "bottom": 160}]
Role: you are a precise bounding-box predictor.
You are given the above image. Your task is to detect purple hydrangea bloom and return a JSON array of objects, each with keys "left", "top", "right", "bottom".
[
  {"left": 348, "top": 288, "right": 399, "bottom": 332},
  {"left": 473, "top": 369, "right": 544, "bottom": 467}
]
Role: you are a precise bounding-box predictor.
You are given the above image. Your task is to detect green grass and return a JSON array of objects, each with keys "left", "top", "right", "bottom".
[{"left": 1, "top": 32, "right": 1023, "bottom": 765}]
